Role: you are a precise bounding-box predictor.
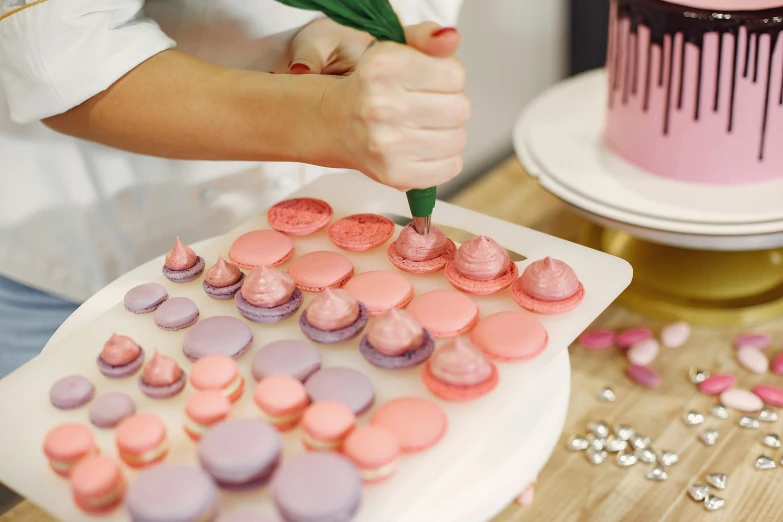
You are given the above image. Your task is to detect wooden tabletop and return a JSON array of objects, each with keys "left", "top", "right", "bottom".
[{"left": 5, "top": 157, "right": 783, "bottom": 521}]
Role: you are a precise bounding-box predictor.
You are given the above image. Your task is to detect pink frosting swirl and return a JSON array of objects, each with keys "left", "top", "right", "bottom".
[
  {"left": 453, "top": 235, "right": 510, "bottom": 281},
  {"left": 241, "top": 265, "right": 295, "bottom": 307},
  {"left": 165, "top": 237, "right": 197, "bottom": 271},
  {"left": 142, "top": 350, "right": 182, "bottom": 386},
  {"left": 519, "top": 257, "right": 580, "bottom": 302},
  {"left": 367, "top": 309, "right": 424, "bottom": 356},
  {"left": 306, "top": 288, "right": 360, "bottom": 331},
  {"left": 205, "top": 256, "right": 242, "bottom": 288},
  {"left": 429, "top": 337, "right": 493, "bottom": 386},
  {"left": 395, "top": 224, "right": 449, "bottom": 261},
  {"left": 101, "top": 333, "right": 141, "bottom": 366}
]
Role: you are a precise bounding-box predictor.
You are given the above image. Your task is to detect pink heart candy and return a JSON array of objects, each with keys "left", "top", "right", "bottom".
[
  {"left": 627, "top": 339, "right": 660, "bottom": 366},
  {"left": 720, "top": 388, "right": 763, "bottom": 412},
  {"left": 698, "top": 374, "right": 736, "bottom": 395},
  {"left": 772, "top": 353, "right": 783, "bottom": 375},
  {"left": 627, "top": 364, "right": 660, "bottom": 388},
  {"left": 752, "top": 385, "right": 783, "bottom": 407},
  {"left": 734, "top": 333, "right": 771, "bottom": 350},
  {"left": 578, "top": 330, "right": 616, "bottom": 350},
  {"left": 736, "top": 347, "right": 769, "bottom": 374},
  {"left": 617, "top": 328, "right": 653, "bottom": 348}
]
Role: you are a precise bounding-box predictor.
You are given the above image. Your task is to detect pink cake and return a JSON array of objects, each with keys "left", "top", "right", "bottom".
[{"left": 605, "top": 0, "right": 783, "bottom": 184}]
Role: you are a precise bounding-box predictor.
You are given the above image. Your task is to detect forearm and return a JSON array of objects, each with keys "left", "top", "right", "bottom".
[{"left": 43, "top": 50, "right": 348, "bottom": 168}]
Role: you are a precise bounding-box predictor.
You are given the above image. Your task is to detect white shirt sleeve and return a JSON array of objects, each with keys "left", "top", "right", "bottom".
[
  {"left": 0, "top": 0, "right": 176, "bottom": 124},
  {"left": 392, "top": 0, "right": 463, "bottom": 28}
]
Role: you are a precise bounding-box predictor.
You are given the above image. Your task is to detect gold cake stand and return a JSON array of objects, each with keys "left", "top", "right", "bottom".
[{"left": 580, "top": 223, "right": 783, "bottom": 326}]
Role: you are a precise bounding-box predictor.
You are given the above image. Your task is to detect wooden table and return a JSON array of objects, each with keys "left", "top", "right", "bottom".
[{"left": 5, "top": 157, "right": 783, "bottom": 521}]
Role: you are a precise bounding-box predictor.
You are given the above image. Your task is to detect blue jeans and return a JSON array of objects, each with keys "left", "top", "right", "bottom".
[{"left": 0, "top": 276, "right": 80, "bottom": 379}]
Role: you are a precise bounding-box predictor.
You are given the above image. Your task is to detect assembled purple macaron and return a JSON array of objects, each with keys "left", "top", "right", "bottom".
[
  {"left": 162, "top": 237, "right": 205, "bottom": 283},
  {"left": 124, "top": 283, "right": 168, "bottom": 314},
  {"left": 50, "top": 375, "right": 95, "bottom": 410},
  {"left": 304, "top": 367, "right": 375, "bottom": 416},
  {"left": 124, "top": 464, "right": 219, "bottom": 522},
  {"left": 154, "top": 297, "right": 199, "bottom": 331},
  {"left": 183, "top": 316, "right": 253, "bottom": 361},
  {"left": 89, "top": 392, "right": 136, "bottom": 429},
  {"left": 235, "top": 266, "right": 304, "bottom": 324},
  {"left": 251, "top": 340, "right": 322, "bottom": 383}
]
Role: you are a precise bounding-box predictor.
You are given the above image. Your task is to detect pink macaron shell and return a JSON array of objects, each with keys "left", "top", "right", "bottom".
[
  {"left": 301, "top": 401, "right": 356, "bottom": 450},
  {"left": 510, "top": 278, "right": 585, "bottom": 315},
  {"left": 287, "top": 251, "right": 355, "bottom": 292},
  {"left": 470, "top": 311, "right": 548, "bottom": 361},
  {"left": 70, "top": 456, "right": 126, "bottom": 514},
  {"left": 422, "top": 361, "right": 499, "bottom": 402},
  {"left": 115, "top": 414, "right": 168, "bottom": 468},
  {"left": 328, "top": 214, "right": 395, "bottom": 252},
  {"left": 267, "top": 198, "right": 333, "bottom": 236},
  {"left": 343, "top": 425, "right": 400, "bottom": 483},
  {"left": 228, "top": 230, "right": 294, "bottom": 270},
  {"left": 444, "top": 259, "right": 518, "bottom": 296},
  {"left": 254, "top": 376, "right": 309, "bottom": 431},
  {"left": 406, "top": 290, "right": 479, "bottom": 338},
  {"left": 386, "top": 239, "right": 457, "bottom": 274},
  {"left": 343, "top": 271, "right": 414, "bottom": 315},
  {"left": 43, "top": 423, "right": 98, "bottom": 477},
  {"left": 371, "top": 397, "right": 447, "bottom": 453},
  {"left": 189, "top": 354, "right": 244, "bottom": 402},
  {"left": 184, "top": 391, "right": 232, "bottom": 441}
]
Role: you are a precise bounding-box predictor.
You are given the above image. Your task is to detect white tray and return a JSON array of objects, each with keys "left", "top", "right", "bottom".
[{"left": 0, "top": 173, "right": 630, "bottom": 522}]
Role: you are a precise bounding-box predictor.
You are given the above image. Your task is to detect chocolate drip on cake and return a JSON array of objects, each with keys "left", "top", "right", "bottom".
[{"left": 610, "top": 0, "right": 783, "bottom": 161}]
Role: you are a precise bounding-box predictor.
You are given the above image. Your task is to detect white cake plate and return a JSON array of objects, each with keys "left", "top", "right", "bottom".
[{"left": 516, "top": 69, "right": 783, "bottom": 228}]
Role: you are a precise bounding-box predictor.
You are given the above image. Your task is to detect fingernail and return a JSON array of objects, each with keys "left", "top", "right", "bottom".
[
  {"left": 432, "top": 27, "right": 457, "bottom": 38},
  {"left": 289, "top": 63, "right": 311, "bottom": 73}
]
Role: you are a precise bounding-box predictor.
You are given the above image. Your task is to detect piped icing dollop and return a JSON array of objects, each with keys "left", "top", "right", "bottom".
[
  {"left": 306, "top": 288, "right": 360, "bottom": 331},
  {"left": 165, "top": 237, "right": 197, "bottom": 271},
  {"left": 367, "top": 309, "right": 424, "bottom": 356},
  {"left": 142, "top": 350, "right": 183, "bottom": 386},
  {"left": 395, "top": 224, "right": 449, "bottom": 261},
  {"left": 518, "top": 257, "right": 580, "bottom": 302},
  {"left": 205, "top": 256, "right": 242, "bottom": 288},
  {"left": 101, "top": 334, "right": 141, "bottom": 366},
  {"left": 241, "top": 265, "right": 295, "bottom": 307},
  {"left": 429, "top": 337, "right": 492, "bottom": 386},
  {"left": 453, "top": 236, "right": 509, "bottom": 281}
]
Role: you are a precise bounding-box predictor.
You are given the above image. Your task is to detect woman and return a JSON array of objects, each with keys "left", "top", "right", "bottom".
[{"left": 0, "top": 0, "right": 468, "bottom": 377}]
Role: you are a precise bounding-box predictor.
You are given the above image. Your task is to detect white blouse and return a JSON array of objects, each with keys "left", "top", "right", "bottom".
[{"left": 0, "top": 0, "right": 462, "bottom": 302}]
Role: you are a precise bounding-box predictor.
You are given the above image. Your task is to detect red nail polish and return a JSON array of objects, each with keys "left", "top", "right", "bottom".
[
  {"left": 289, "top": 63, "right": 311, "bottom": 73},
  {"left": 432, "top": 27, "right": 457, "bottom": 38}
]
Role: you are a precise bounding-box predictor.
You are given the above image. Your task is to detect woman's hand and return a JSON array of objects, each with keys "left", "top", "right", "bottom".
[{"left": 321, "top": 23, "right": 470, "bottom": 191}]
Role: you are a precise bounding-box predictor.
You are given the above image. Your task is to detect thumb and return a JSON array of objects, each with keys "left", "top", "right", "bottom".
[
  {"left": 403, "top": 22, "right": 460, "bottom": 58},
  {"left": 288, "top": 39, "right": 329, "bottom": 74}
]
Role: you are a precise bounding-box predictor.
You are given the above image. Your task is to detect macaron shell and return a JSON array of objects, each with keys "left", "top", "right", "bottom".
[
  {"left": 511, "top": 279, "right": 585, "bottom": 315},
  {"left": 235, "top": 288, "right": 304, "bottom": 324},
  {"left": 125, "top": 465, "right": 219, "bottom": 522},
  {"left": 343, "top": 270, "right": 414, "bottom": 315},
  {"left": 70, "top": 456, "right": 125, "bottom": 513},
  {"left": 183, "top": 316, "right": 253, "bottom": 361},
  {"left": 186, "top": 391, "right": 232, "bottom": 425},
  {"left": 229, "top": 230, "right": 294, "bottom": 270},
  {"left": 343, "top": 425, "right": 400, "bottom": 473},
  {"left": 470, "top": 311, "right": 549, "bottom": 361},
  {"left": 406, "top": 290, "right": 479, "bottom": 338},
  {"left": 96, "top": 347, "right": 145, "bottom": 379},
  {"left": 89, "top": 392, "right": 136, "bottom": 429},
  {"left": 371, "top": 397, "right": 447, "bottom": 452},
  {"left": 304, "top": 367, "right": 375, "bottom": 416},
  {"left": 154, "top": 297, "right": 200, "bottom": 330},
  {"left": 267, "top": 197, "right": 333, "bottom": 236},
  {"left": 387, "top": 239, "right": 456, "bottom": 274},
  {"left": 299, "top": 301, "right": 369, "bottom": 345},
  {"left": 203, "top": 273, "right": 245, "bottom": 300},
  {"left": 444, "top": 259, "right": 518, "bottom": 296},
  {"left": 124, "top": 283, "right": 168, "bottom": 314},
  {"left": 139, "top": 371, "right": 187, "bottom": 399},
  {"left": 301, "top": 401, "right": 356, "bottom": 443},
  {"left": 190, "top": 355, "right": 240, "bottom": 392},
  {"left": 358, "top": 330, "right": 435, "bottom": 370},
  {"left": 50, "top": 375, "right": 95, "bottom": 410},
  {"left": 250, "top": 340, "right": 322, "bottom": 382},
  {"left": 287, "top": 251, "right": 354, "bottom": 292},
  {"left": 328, "top": 213, "right": 395, "bottom": 252},
  {"left": 43, "top": 423, "right": 96, "bottom": 462},
  {"left": 162, "top": 256, "right": 206, "bottom": 283},
  {"left": 422, "top": 360, "right": 499, "bottom": 402}
]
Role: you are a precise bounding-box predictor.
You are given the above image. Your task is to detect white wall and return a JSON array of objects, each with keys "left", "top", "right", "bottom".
[{"left": 443, "top": 0, "right": 568, "bottom": 195}]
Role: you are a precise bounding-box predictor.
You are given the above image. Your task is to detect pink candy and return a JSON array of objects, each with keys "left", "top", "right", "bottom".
[
  {"left": 617, "top": 328, "right": 653, "bottom": 348},
  {"left": 752, "top": 385, "right": 783, "bottom": 407},
  {"left": 698, "top": 374, "right": 736, "bottom": 395},
  {"left": 627, "top": 339, "right": 659, "bottom": 366},
  {"left": 736, "top": 347, "right": 769, "bottom": 374},
  {"left": 627, "top": 364, "right": 661, "bottom": 388},
  {"left": 515, "top": 485, "right": 535, "bottom": 506},
  {"left": 660, "top": 321, "right": 690, "bottom": 348},
  {"left": 579, "top": 330, "right": 616, "bottom": 350},
  {"left": 734, "top": 333, "right": 771, "bottom": 350},
  {"left": 772, "top": 353, "right": 783, "bottom": 375},
  {"left": 720, "top": 389, "right": 763, "bottom": 412}
]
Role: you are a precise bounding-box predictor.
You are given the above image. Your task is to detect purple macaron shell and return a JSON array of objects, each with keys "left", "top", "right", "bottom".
[
  {"left": 299, "top": 302, "right": 369, "bottom": 345},
  {"left": 139, "top": 371, "right": 187, "bottom": 399},
  {"left": 49, "top": 375, "right": 95, "bottom": 410},
  {"left": 125, "top": 464, "right": 219, "bottom": 522},
  {"left": 183, "top": 316, "right": 253, "bottom": 361},
  {"left": 304, "top": 367, "right": 375, "bottom": 416},
  {"left": 273, "top": 452, "right": 361, "bottom": 522},
  {"left": 198, "top": 419, "right": 282, "bottom": 489},
  {"left": 359, "top": 330, "right": 435, "bottom": 370},
  {"left": 251, "top": 340, "right": 322, "bottom": 383},
  {"left": 162, "top": 256, "right": 206, "bottom": 283},
  {"left": 154, "top": 297, "right": 200, "bottom": 331},
  {"left": 124, "top": 283, "right": 168, "bottom": 314},
  {"left": 203, "top": 274, "right": 245, "bottom": 301},
  {"left": 217, "top": 512, "right": 279, "bottom": 522},
  {"left": 89, "top": 391, "right": 136, "bottom": 428},
  {"left": 236, "top": 288, "right": 303, "bottom": 324},
  {"left": 97, "top": 347, "right": 146, "bottom": 379}
]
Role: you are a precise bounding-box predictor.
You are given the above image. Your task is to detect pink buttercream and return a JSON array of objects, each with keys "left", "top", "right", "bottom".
[
  {"left": 367, "top": 309, "right": 424, "bottom": 356},
  {"left": 453, "top": 236, "right": 509, "bottom": 281},
  {"left": 306, "top": 288, "right": 359, "bottom": 331},
  {"left": 241, "top": 265, "right": 295, "bottom": 307},
  {"left": 395, "top": 224, "right": 449, "bottom": 262},
  {"left": 101, "top": 333, "right": 141, "bottom": 366},
  {"left": 165, "top": 237, "right": 197, "bottom": 271},
  {"left": 142, "top": 350, "right": 183, "bottom": 387},
  {"left": 519, "top": 257, "right": 579, "bottom": 302},
  {"left": 205, "top": 256, "right": 241, "bottom": 288},
  {"left": 429, "top": 337, "right": 493, "bottom": 387}
]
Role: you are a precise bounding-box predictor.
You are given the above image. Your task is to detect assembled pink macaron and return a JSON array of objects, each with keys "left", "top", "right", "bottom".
[
  {"left": 235, "top": 265, "right": 304, "bottom": 323},
  {"left": 254, "top": 375, "right": 310, "bottom": 431},
  {"left": 69, "top": 455, "right": 126, "bottom": 514},
  {"left": 190, "top": 354, "right": 245, "bottom": 403},
  {"left": 184, "top": 391, "right": 232, "bottom": 441},
  {"left": 343, "top": 425, "right": 400, "bottom": 483},
  {"left": 328, "top": 213, "right": 395, "bottom": 252},
  {"left": 229, "top": 229, "right": 295, "bottom": 270},
  {"left": 343, "top": 270, "right": 414, "bottom": 315},
  {"left": 470, "top": 311, "right": 548, "bottom": 361},
  {"left": 115, "top": 413, "right": 169, "bottom": 468},
  {"left": 511, "top": 257, "right": 585, "bottom": 314},
  {"left": 202, "top": 256, "right": 245, "bottom": 300},
  {"left": 43, "top": 423, "right": 99, "bottom": 477},
  {"left": 138, "top": 350, "right": 187, "bottom": 399},
  {"left": 300, "top": 401, "right": 356, "bottom": 451},
  {"left": 96, "top": 333, "right": 145, "bottom": 378},
  {"left": 406, "top": 290, "right": 479, "bottom": 338},
  {"left": 267, "top": 197, "right": 333, "bottom": 236},
  {"left": 299, "top": 288, "right": 369, "bottom": 344},
  {"left": 287, "top": 251, "right": 354, "bottom": 292},
  {"left": 162, "top": 237, "right": 205, "bottom": 283},
  {"left": 371, "top": 397, "right": 447, "bottom": 453},
  {"left": 387, "top": 224, "right": 456, "bottom": 274},
  {"left": 422, "top": 336, "right": 499, "bottom": 402},
  {"left": 444, "top": 235, "right": 518, "bottom": 295}
]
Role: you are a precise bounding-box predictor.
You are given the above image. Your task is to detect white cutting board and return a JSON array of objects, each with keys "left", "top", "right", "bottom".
[{"left": 0, "top": 173, "right": 632, "bottom": 522}]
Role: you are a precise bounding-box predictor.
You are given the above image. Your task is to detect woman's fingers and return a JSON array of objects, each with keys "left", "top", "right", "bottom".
[{"left": 403, "top": 22, "right": 461, "bottom": 59}]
